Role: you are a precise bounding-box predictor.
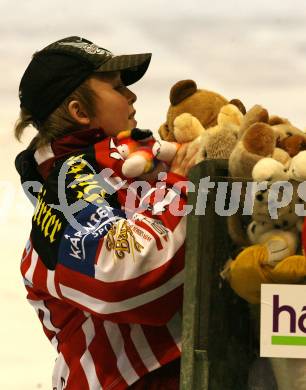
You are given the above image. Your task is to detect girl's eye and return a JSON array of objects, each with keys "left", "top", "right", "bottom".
[{"left": 115, "top": 85, "right": 125, "bottom": 92}]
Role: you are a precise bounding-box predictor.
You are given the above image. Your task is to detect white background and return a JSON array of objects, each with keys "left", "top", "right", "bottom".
[{"left": 1, "top": 0, "right": 306, "bottom": 388}]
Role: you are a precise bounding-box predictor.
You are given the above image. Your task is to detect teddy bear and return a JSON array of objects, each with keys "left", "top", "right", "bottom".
[
  {"left": 232, "top": 178, "right": 303, "bottom": 271},
  {"left": 158, "top": 102, "right": 244, "bottom": 168},
  {"left": 249, "top": 155, "right": 305, "bottom": 253},
  {"left": 173, "top": 102, "right": 244, "bottom": 162},
  {"left": 248, "top": 157, "right": 305, "bottom": 232},
  {"left": 157, "top": 85, "right": 249, "bottom": 246},
  {"left": 223, "top": 104, "right": 306, "bottom": 321},
  {"left": 200, "top": 103, "right": 244, "bottom": 160},
  {"left": 221, "top": 236, "right": 306, "bottom": 304},
  {"left": 223, "top": 109, "right": 306, "bottom": 390},
  {"left": 229, "top": 105, "right": 306, "bottom": 179},
  {"left": 227, "top": 104, "right": 306, "bottom": 247},
  {"left": 222, "top": 104, "right": 306, "bottom": 300},
  {"left": 115, "top": 128, "right": 179, "bottom": 179},
  {"left": 246, "top": 184, "right": 303, "bottom": 264},
  {"left": 158, "top": 79, "right": 246, "bottom": 142}
]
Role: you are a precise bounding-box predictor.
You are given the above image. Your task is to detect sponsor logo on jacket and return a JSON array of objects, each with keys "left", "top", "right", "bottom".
[
  {"left": 58, "top": 204, "right": 125, "bottom": 276},
  {"left": 33, "top": 188, "right": 62, "bottom": 244},
  {"left": 106, "top": 220, "right": 144, "bottom": 261}
]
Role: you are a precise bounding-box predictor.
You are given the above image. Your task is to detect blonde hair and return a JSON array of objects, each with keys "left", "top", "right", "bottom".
[{"left": 14, "top": 80, "right": 97, "bottom": 150}]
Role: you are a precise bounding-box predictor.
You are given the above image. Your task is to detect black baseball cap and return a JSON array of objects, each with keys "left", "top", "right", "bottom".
[{"left": 19, "top": 36, "right": 152, "bottom": 123}]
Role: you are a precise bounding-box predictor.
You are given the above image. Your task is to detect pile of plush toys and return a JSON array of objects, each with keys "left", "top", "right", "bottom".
[{"left": 114, "top": 79, "right": 306, "bottom": 389}]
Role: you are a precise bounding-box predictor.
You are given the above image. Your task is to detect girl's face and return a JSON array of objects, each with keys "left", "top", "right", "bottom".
[{"left": 87, "top": 72, "right": 137, "bottom": 136}]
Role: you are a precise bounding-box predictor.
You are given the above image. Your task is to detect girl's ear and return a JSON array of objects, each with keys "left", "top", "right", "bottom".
[{"left": 68, "top": 100, "right": 91, "bottom": 125}]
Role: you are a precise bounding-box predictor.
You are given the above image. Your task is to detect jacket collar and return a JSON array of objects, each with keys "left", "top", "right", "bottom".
[{"left": 35, "top": 127, "right": 106, "bottom": 179}]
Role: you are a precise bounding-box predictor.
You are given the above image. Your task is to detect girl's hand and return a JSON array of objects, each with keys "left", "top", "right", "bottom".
[{"left": 169, "top": 142, "right": 200, "bottom": 177}]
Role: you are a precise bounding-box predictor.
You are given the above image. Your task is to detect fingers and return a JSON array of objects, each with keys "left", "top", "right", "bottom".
[
  {"left": 169, "top": 142, "right": 201, "bottom": 177},
  {"left": 181, "top": 153, "right": 198, "bottom": 177}
]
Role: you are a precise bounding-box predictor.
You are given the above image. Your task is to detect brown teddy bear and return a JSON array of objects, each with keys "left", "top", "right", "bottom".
[
  {"left": 224, "top": 104, "right": 306, "bottom": 304},
  {"left": 229, "top": 105, "right": 306, "bottom": 179},
  {"left": 171, "top": 103, "right": 244, "bottom": 163},
  {"left": 158, "top": 79, "right": 231, "bottom": 142},
  {"left": 227, "top": 104, "right": 306, "bottom": 247},
  {"left": 158, "top": 79, "right": 246, "bottom": 163}
]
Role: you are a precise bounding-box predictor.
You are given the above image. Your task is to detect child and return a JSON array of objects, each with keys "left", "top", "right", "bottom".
[{"left": 15, "top": 36, "right": 198, "bottom": 389}]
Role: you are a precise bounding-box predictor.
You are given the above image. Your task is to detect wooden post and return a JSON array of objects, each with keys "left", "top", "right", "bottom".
[{"left": 180, "top": 160, "right": 253, "bottom": 390}]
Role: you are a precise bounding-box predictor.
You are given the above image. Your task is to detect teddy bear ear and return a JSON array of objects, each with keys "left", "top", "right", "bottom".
[
  {"left": 268, "top": 115, "right": 288, "bottom": 126},
  {"left": 228, "top": 99, "right": 246, "bottom": 115},
  {"left": 169, "top": 79, "right": 197, "bottom": 105}
]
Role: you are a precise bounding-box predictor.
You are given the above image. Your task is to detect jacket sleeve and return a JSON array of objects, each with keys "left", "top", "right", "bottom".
[{"left": 52, "top": 171, "right": 188, "bottom": 325}]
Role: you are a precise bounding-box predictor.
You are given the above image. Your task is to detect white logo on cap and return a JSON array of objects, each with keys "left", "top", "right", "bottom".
[{"left": 59, "top": 41, "right": 113, "bottom": 57}]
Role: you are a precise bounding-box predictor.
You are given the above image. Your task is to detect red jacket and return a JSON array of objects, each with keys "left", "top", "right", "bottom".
[{"left": 16, "top": 128, "right": 187, "bottom": 390}]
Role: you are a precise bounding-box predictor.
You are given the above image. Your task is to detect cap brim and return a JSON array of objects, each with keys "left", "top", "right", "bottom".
[{"left": 95, "top": 53, "right": 152, "bottom": 86}]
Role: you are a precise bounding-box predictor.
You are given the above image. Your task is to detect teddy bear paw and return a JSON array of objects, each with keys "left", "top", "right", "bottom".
[
  {"left": 218, "top": 104, "right": 243, "bottom": 128},
  {"left": 173, "top": 113, "right": 205, "bottom": 143},
  {"left": 261, "top": 229, "right": 297, "bottom": 265},
  {"left": 289, "top": 151, "right": 306, "bottom": 181},
  {"left": 265, "top": 238, "right": 291, "bottom": 265}
]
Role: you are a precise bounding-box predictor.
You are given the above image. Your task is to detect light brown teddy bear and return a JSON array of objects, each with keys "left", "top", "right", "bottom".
[
  {"left": 172, "top": 103, "right": 244, "bottom": 164},
  {"left": 158, "top": 78, "right": 247, "bottom": 163},
  {"left": 158, "top": 79, "right": 231, "bottom": 142}
]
